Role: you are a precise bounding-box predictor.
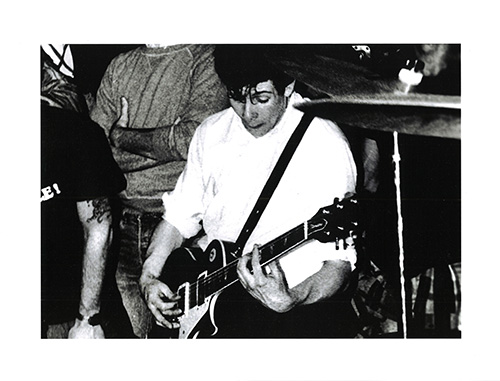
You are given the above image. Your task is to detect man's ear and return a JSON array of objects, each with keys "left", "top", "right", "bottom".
[{"left": 284, "top": 80, "right": 295, "bottom": 97}]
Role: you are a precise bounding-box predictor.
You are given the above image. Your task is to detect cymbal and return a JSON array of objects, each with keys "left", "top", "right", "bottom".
[
  {"left": 295, "top": 93, "right": 460, "bottom": 109},
  {"left": 268, "top": 51, "right": 460, "bottom": 139},
  {"left": 294, "top": 100, "right": 460, "bottom": 139},
  {"left": 271, "top": 51, "right": 458, "bottom": 101}
]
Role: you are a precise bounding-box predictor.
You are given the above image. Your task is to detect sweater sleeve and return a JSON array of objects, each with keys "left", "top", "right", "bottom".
[
  {"left": 89, "top": 59, "right": 117, "bottom": 135},
  {"left": 90, "top": 53, "right": 159, "bottom": 172}
]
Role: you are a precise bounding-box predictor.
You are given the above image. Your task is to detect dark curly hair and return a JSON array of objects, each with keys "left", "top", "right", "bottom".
[{"left": 214, "top": 44, "right": 293, "bottom": 101}]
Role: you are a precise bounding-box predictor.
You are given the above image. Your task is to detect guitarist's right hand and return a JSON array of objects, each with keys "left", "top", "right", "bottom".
[{"left": 142, "top": 278, "right": 183, "bottom": 329}]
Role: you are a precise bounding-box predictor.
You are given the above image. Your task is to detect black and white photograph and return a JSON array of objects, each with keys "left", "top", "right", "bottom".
[
  {"left": 40, "top": 43, "right": 461, "bottom": 340},
  {"left": 4, "top": 2, "right": 500, "bottom": 380}
]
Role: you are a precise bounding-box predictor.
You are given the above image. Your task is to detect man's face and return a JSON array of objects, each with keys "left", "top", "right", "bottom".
[{"left": 229, "top": 80, "right": 289, "bottom": 138}]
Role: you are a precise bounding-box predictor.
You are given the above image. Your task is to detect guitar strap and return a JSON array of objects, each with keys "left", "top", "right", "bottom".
[{"left": 234, "top": 112, "right": 314, "bottom": 256}]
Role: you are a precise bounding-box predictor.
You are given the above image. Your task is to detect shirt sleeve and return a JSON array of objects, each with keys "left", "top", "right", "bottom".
[
  {"left": 279, "top": 241, "right": 357, "bottom": 289},
  {"left": 161, "top": 124, "right": 208, "bottom": 238},
  {"left": 89, "top": 57, "right": 118, "bottom": 135},
  {"left": 278, "top": 117, "right": 358, "bottom": 288}
]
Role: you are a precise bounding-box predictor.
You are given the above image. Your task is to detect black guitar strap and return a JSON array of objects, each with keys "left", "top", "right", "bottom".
[{"left": 234, "top": 112, "right": 314, "bottom": 256}]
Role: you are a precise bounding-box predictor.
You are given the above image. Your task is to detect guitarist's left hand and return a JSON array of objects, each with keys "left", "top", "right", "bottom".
[{"left": 237, "top": 245, "right": 297, "bottom": 313}]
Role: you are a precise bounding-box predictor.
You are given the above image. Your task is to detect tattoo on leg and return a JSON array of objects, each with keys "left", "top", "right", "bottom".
[{"left": 86, "top": 198, "right": 111, "bottom": 223}]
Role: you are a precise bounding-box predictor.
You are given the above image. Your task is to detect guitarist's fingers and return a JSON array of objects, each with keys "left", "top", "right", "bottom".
[
  {"left": 156, "top": 283, "right": 183, "bottom": 316},
  {"left": 250, "top": 244, "right": 265, "bottom": 282},
  {"left": 157, "top": 301, "right": 182, "bottom": 316},
  {"left": 266, "top": 261, "right": 285, "bottom": 281},
  {"left": 152, "top": 309, "right": 180, "bottom": 330},
  {"left": 145, "top": 281, "right": 182, "bottom": 329},
  {"left": 157, "top": 281, "right": 180, "bottom": 301},
  {"left": 151, "top": 309, "right": 170, "bottom": 328},
  {"left": 150, "top": 298, "right": 182, "bottom": 329},
  {"left": 237, "top": 254, "right": 252, "bottom": 287}
]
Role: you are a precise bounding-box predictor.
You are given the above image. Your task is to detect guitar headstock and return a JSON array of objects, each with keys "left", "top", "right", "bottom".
[{"left": 308, "top": 195, "right": 359, "bottom": 246}]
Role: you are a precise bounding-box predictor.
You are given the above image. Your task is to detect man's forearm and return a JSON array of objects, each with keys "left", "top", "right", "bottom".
[
  {"left": 140, "top": 219, "right": 185, "bottom": 294},
  {"left": 110, "top": 121, "right": 197, "bottom": 162},
  {"left": 79, "top": 226, "right": 110, "bottom": 315},
  {"left": 288, "top": 259, "right": 352, "bottom": 308},
  {"left": 110, "top": 145, "right": 158, "bottom": 173},
  {"left": 111, "top": 127, "right": 162, "bottom": 160},
  {"left": 76, "top": 199, "right": 113, "bottom": 316}
]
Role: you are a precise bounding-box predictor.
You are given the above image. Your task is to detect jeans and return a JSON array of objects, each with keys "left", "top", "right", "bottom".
[
  {"left": 43, "top": 320, "right": 74, "bottom": 339},
  {"left": 115, "top": 210, "right": 162, "bottom": 338}
]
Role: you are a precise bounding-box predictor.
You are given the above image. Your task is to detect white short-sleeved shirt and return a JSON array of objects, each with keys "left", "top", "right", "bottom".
[{"left": 163, "top": 93, "right": 357, "bottom": 288}]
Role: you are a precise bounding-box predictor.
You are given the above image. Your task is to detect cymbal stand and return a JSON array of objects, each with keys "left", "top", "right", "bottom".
[
  {"left": 395, "top": 61, "right": 424, "bottom": 338},
  {"left": 392, "top": 130, "right": 407, "bottom": 338}
]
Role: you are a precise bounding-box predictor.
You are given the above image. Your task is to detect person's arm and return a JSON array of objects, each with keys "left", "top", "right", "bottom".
[
  {"left": 237, "top": 245, "right": 352, "bottom": 313},
  {"left": 108, "top": 96, "right": 181, "bottom": 161},
  {"left": 139, "top": 219, "right": 185, "bottom": 329},
  {"left": 90, "top": 61, "right": 159, "bottom": 173},
  {"left": 109, "top": 145, "right": 158, "bottom": 173},
  {"left": 68, "top": 197, "right": 113, "bottom": 339}
]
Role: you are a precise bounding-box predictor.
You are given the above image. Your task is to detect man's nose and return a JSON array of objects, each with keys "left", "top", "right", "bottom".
[{"left": 242, "top": 101, "right": 256, "bottom": 120}]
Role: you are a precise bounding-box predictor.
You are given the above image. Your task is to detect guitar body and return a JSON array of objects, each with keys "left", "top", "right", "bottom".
[
  {"left": 151, "top": 197, "right": 359, "bottom": 338},
  {"left": 158, "top": 240, "right": 239, "bottom": 339}
]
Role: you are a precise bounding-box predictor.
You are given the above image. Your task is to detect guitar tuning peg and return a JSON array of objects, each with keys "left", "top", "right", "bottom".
[{"left": 344, "top": 235, "right": 355, "bottom": 249}]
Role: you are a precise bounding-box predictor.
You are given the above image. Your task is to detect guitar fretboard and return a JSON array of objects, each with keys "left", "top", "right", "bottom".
[{"left": 182, "top": 222, "right": 313, "bottom": 310}]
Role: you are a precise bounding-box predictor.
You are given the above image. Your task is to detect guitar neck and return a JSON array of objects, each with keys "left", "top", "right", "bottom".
[
  {"left": 176, "top": 197, "right": 356, "bottom": 334},
  {"left": 184, "top": 218, "right": 324, "bottom": 310},
  {"left": 258, "top": 223, "right": 313, "bottom": 267}
]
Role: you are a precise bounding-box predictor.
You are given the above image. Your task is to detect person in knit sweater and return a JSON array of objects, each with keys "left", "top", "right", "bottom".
[{"left": 90, "top": 44, "right": 228, "bottom": 338}]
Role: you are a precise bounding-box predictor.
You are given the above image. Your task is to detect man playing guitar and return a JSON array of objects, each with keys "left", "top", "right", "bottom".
[{"left": 139, "top": 45, "right": 359, "bottom": 338}]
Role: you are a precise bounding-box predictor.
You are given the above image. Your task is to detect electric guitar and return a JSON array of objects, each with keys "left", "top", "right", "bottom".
[{"left": 158, "top": 196, "right": 359, "bottom": 339}]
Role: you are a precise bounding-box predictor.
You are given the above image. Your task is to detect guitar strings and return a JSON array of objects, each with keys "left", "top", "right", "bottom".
[
  {"left": 188, "top": 225, "right": 307, "bottom": 299},
  {"left": 188, "top": 216, "right": 354, "bottom": 295},
  {"left": 184, "top": 209, "right": 356, "bottom": 308}
]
